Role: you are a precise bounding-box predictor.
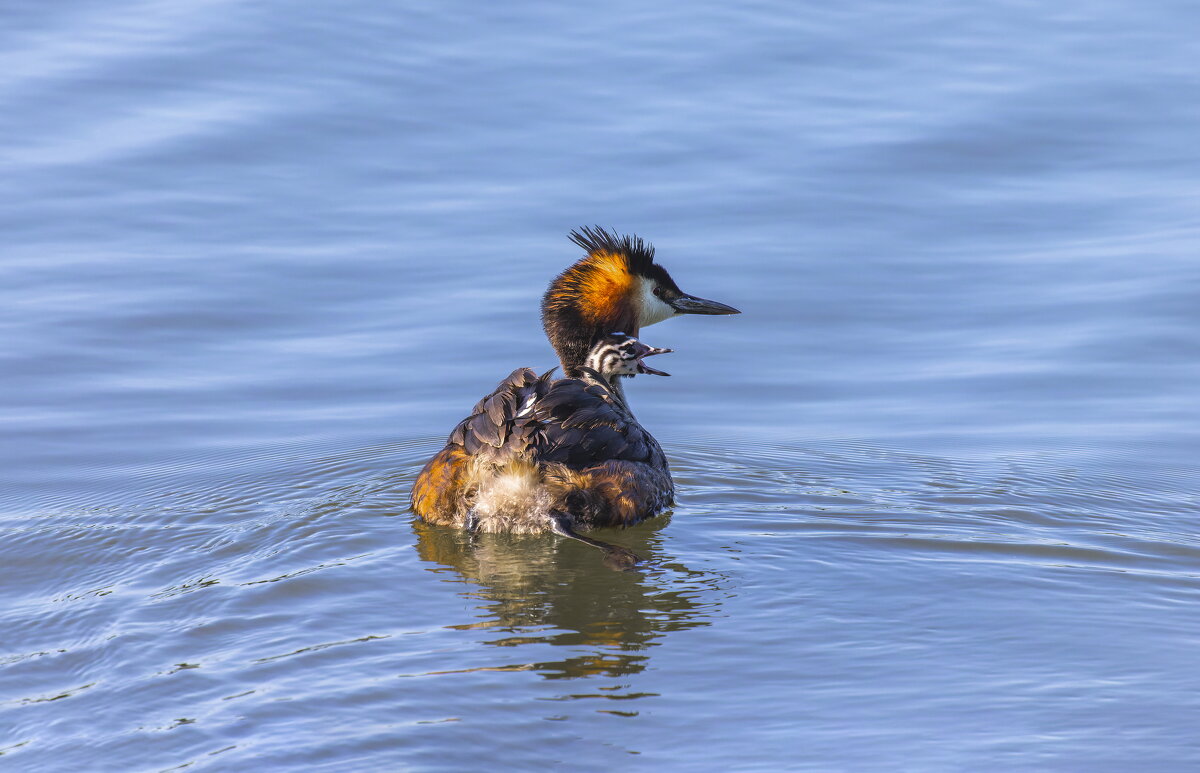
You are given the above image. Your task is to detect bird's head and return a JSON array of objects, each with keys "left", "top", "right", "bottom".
[
  {"left": 583, "top": 332, "right": 674, "bottom": 381},
  {"left": 542, "top": 226, "right": 739, "bottom": 374}
]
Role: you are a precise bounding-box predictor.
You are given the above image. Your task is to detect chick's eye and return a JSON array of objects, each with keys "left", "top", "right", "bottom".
[{"left": 652, "top": 286, "right": 664, "bottom": 299}]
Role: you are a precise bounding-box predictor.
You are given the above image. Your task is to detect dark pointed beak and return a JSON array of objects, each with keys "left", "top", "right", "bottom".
[{"left": 670, "top": 294, "right": 741, "bottom": 316}]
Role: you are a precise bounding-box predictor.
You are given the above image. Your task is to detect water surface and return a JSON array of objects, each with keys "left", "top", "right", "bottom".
[{"left": 2, "top": 0, "right": 1199, "bottom": 770}]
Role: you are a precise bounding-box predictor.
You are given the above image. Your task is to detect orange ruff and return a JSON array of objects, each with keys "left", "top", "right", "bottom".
[{"left": 545, "top": 251, "right": 636, "bottom": 331}]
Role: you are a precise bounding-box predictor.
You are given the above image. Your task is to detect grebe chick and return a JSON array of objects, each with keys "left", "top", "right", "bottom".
[
  {"left": 411, "top": 228, "right": 738, "bottom": 568},
  {"left": 584, "top": 332, "right": 673, "bottom": 379}
]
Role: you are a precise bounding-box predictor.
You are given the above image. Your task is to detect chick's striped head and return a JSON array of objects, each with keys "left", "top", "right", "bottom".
[{"left": 585, "top": 332, "right": 673, "bottom": 378}]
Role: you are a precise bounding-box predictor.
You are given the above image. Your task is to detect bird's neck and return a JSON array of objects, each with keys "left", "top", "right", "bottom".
[
  {"left": 543, "top": 290, "right": 640, "bottom": 377},
  {"left": 606, "top": 375, "right": 633, "bottom": 413},
  {"left": 558, "top": 334, "right": 596, "bottom": 379},
  {"left": 557, "top": 324, "right": 636, "bottom": 379},
  {"left": 577, "top": 368, "right": 633, "bottom": 414}
]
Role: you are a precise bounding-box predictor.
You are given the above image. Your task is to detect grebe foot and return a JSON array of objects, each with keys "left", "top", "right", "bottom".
[
  {"left": 599, "top": 545, "right": 641, "bottom": 571},
  {"left": 549, "top": 512, "right": 643, "bottom": 571}
]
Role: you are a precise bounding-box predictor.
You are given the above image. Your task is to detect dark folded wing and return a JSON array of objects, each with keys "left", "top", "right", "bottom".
[
  {"left": 444, "top": 367, "right": 556, "bottom": 461},
  {"left": 437, "top": 367, "right": 659, "bottom": 471},
  {"left": 530, "top": 378, "right": 658, "bottom": 468}
]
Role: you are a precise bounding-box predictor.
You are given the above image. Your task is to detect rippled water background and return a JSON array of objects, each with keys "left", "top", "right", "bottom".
[{"left": 3, "top": 1, "right": 1199, "bottom": 770}]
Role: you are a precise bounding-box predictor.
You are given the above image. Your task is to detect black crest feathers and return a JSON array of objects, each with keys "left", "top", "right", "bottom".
[{"left": 567, "top": 226, "right": 655, "bottom": 276}]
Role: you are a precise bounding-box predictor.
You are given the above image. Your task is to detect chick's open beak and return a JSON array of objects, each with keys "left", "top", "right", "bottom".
[{"left": 636, "top": 345, "right": 672, "bottom": 376}]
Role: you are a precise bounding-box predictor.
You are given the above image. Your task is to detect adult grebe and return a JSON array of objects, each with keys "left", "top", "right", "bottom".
[{"left": 411, "top": 227, "right": 739, "bottom": 564}]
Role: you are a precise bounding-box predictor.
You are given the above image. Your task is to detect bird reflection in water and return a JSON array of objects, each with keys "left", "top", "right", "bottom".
[{"left": 411, "top": 516, "right": 721, "bottom": 682}]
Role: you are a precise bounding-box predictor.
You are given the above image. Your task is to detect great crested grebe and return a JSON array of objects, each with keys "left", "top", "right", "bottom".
[{"left": 411, "top": 227, "right": 739, "bottom": 564}]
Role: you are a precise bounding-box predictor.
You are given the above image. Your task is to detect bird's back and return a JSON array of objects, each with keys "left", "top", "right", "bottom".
[{"left": 411, "top": 367, "right": 673, "bottom": 533}]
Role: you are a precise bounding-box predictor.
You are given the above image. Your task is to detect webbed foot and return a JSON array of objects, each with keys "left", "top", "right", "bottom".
[
  {"left": 549, "top": 512, "right": 643, "bottom": 571},
  {"left": 601, "top": 545, "right": 641, "bottom": 571}
]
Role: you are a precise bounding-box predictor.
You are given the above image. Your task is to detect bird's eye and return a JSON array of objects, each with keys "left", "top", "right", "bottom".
[{"left": 652, "top": 286, "right": 664, "bottom": 299}]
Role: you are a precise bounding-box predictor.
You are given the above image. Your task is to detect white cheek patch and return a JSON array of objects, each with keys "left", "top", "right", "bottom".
[{"left": 639, "top": 279, "right": 676, "bottom": 327}]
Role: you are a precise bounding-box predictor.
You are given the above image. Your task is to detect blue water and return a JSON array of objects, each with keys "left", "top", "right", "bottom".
[{"left": 2, "top": 1, "right": 1199, "bottom": 770}]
